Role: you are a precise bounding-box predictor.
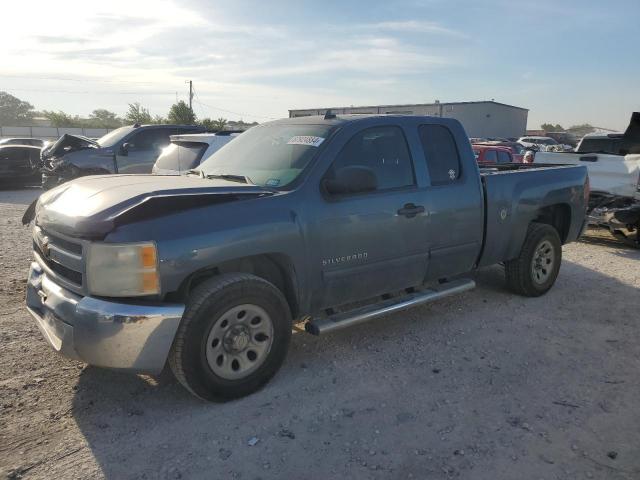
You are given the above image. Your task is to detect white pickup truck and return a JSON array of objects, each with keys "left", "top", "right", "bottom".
[{"left": 535, "top": 113, "right": 640, "bottom": 246}]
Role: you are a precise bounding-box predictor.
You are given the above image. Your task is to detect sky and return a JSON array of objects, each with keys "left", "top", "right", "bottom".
[{"left": 0, "top": 0, "right": 638, "bottom": 130}]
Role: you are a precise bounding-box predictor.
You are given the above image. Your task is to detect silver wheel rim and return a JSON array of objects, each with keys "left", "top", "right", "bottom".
[
  {"left": 205, "top": 304, "right": 274, "bottom": 380},
  {"left": 531, "top": 239, "right": 554, "bottom": 285}
]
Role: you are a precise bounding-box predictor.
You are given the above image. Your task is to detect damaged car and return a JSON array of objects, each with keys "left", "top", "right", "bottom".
[
  {"left": 536, "top": 112, "right": 640, "bottom": 246},
  {"left": 41, "top": 124, "right": 205, "bottom": 189}
]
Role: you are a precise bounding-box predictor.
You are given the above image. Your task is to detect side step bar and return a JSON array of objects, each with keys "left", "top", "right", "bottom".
[{"left": 305, "top": 278, "right": 475, "bottom": 336}]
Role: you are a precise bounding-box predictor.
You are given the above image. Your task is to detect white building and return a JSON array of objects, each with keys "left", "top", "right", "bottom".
[{"left": 289, "top": 100, "right": 528, "bottom": 139}]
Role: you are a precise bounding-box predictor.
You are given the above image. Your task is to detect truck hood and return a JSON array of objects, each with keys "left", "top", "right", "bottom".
[
  {"left": 30, "top": 174, "right": 275, "bottom": 238},
  {"left": 41, "top": 134, "right": 99, "bottom": 160}
]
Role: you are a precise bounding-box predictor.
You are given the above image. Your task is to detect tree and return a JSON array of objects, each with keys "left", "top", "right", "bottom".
[
  {"left": 200, "top": 117, "right": 228, "bottom": 131},
  {"left": 88, "top": 109, "right": 122, "bottom": 128},
  {"left": 0, "top": 91, "right": 35, "bottom": 126},
  {"left": 41, "top": 110, "right": 82, "bottom": 127},
  {"left": 212, "top": 117, "right": 228, "bottom": 131},
  {"left": 168, "top": 100, "right": 196, "bottom": 124},
  {"left": 152, "top": 114, "right": 167, "bottom": 124},
  {"left": 541, "top": 123, "right": 564, "bottom": 132},
  {"left": 124, "top": 102, "right": 152, "bottom": 124}
]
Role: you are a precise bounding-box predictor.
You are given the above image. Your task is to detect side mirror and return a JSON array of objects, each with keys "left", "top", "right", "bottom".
[
  {"left": 324, "top": 166, "right": 377, "bottom": 195},
  {"left": 120, "top": 142, "right": 130, "bottom": 156}
]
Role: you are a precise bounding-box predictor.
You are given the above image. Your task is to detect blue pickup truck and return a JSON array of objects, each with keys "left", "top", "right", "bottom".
[{"left": 24, "top": 114, "right": 589, "bottom": 400}]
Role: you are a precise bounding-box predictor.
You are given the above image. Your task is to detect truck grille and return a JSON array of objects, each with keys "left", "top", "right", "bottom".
[{"left": 33, "top": 226, "right": 84, "bottom": 289}]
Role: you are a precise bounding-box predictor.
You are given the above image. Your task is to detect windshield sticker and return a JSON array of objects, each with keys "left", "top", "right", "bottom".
[
  {"left": 287, "top": 135, "right": 325, "bottom": 147},
  {"left": 266, "top": 178, "right": 281, "bottom": 187}
]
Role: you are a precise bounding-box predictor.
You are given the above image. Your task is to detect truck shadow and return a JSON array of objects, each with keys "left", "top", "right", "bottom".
[{"left": 70, "top": 258, "right": 640, "bottom": 479}]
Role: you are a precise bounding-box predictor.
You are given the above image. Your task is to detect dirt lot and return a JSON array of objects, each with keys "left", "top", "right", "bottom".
[{"left": 1, "top": 188, "right": 639, "bottom": 480}]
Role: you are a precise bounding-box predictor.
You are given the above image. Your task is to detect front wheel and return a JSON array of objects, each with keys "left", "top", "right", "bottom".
[
  {"left": 505, "top": 223, "right": 562, "bottom": 297},
  {"left": 169, "top": 273, "right": 292, "bottom": 401}
]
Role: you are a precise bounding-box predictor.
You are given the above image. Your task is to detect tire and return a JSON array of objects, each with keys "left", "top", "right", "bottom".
[
  {"left": 505, "top": 222, "right": 562, "bottom": 297},
  {"left": 169, "top": 273, "right": 292, "bottom": 401}
]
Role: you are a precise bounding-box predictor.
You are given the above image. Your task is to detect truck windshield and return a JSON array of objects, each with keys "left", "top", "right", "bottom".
[
  {"left": 197, "top": 123, "right": 334, "bottom": 188},
  {"left": 97, "top": 126, "right": 136, "bottom": 147}
]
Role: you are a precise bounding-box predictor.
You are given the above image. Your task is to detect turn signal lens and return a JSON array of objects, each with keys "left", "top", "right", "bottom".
[{"left": 140, "top": 245, "right": 157, "bottom": 268}]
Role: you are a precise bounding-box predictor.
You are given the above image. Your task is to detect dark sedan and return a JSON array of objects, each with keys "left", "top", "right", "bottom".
[{"left": 0, "top": 145, "right": 42, "bottom": 187}]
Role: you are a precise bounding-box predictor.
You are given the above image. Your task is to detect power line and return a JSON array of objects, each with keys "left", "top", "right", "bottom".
[
  {"left": 192, "top": 91, "right": 277, "bottom": 120},
  {"left": 5, "top": 87, "right": 175, "bottom": 95},
  {"left": 0, "top": 74, "right": 155, "bottom": 85}
]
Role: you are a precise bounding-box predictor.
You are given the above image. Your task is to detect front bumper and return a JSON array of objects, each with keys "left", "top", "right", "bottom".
[{"left": 26, "top": 262, "right": 185, "bottom": 373}]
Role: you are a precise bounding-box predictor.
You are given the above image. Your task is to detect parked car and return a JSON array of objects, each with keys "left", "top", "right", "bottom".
[
  {"left": 0, "top": 138, "right": 48, "bottom": 148},
  {"left": 152, "top": 131, "right": 243, "bottom": 175},
  {"left": 535, "top": 112, "right": 640, "bottom": 246},
  {"left": 24, "top": 114, "right": 588, "bottom": 401},
  {"left": 0, "top": 145, "right": 42, "bottom": 187},
  {"left": 473, "top": 141, "right": 525, "bottom": 162},
  {"left": 471, "top": 144, "right": 515, "bottom": 164},
  {"left": 545, "top": 132, "right": 577, "bottom": 147},
  {"left": 518, "top": 136, "right": 559, "bottom": 150},
  {"left": 40, "top": 124, "right": 205, "bottom": 189}
]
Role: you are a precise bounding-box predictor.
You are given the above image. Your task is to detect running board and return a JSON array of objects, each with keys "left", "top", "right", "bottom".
[{"left": 305, "top": 278, "right": 475, "bottom": 336}]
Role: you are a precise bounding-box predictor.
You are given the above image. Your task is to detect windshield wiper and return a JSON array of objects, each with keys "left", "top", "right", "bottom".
[
  {"left": 185, "top": 169, "right": 205, "bottom": 178},
  {"left": 205, "top": 173, "right": 254, "bottom": 184}
]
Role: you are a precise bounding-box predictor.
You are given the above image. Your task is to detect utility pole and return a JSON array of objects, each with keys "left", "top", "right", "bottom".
[{"left": 187, "top": 80, "right": 193, "bottom": 110}]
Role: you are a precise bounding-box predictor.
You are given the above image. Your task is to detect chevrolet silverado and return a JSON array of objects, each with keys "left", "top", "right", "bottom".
[{"left": 24, "top": 114, "right": 589, "bottom": 400}]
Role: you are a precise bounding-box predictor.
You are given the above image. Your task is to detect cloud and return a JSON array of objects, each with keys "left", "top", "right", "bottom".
[
  {"left": 0, "top": 0, "right": 467, "bottom": 121},
  {"left": 362, "top": 20, "right": 468, "bottom": 38}
]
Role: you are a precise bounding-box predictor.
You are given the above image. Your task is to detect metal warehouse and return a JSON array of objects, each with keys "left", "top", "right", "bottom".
[{"left": 289, "top": 100, "right": 528, "bottom": 139}]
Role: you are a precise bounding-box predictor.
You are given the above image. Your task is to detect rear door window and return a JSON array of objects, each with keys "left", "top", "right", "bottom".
[
  {"left": 578, "top": 138, "right": 625, "bottom": 154},
  {"left": 155, "top": 141, "right": 208, "bottom": 171},
  {"left": 418, "top": 124, "right": 461, "bottom": 184},
  {"left": 1, "top": 147, "right": 28, "bottom": 162},
  {"left": 497, "top": 151, "right": 511, "bottom": 163},
  {"left": 483, "top": 150, "right": 498, "bottom": 163}
]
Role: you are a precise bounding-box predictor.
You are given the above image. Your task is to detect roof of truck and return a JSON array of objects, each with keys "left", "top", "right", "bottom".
[
  {"left": 272, "top": 113, "right": 450, "bottom": 127},
  {"left": 581, "top": 132, "right": 623, "bottom": 139},
  {"left": 472, "top": 144, "right": 512, "bottom": 152},
  {"left": 169, "top": 132, "right": 242, "bottom": 144}
]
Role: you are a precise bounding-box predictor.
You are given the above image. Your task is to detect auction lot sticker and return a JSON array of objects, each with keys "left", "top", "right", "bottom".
[{"left": 287, "top": 136, "right": 325, "bottom": 147}]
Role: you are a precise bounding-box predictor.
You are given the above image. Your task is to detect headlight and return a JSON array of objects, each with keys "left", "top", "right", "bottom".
[{"left": 86, "top": 242, "right": 160, "bottom": 297}]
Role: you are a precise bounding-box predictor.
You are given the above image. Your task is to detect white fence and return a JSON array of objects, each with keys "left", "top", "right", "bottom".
[{"left": 0, "top": 126, "right": 114, "bottom": 140}]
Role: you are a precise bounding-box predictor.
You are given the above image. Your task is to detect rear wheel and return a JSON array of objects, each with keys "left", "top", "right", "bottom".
[
  {"left": 505, "top": 222, "right": 562, "bottom": 297},
  {"left": 169, "top": 273, "right": 292, "bottom": 401}
]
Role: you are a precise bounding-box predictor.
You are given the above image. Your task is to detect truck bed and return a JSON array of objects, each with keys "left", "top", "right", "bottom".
[{"left": 477, "top": 163, "right": 588, "bottom": 268}]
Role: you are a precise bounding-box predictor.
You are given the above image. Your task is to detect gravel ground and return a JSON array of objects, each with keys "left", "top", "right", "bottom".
[{"left": 1, "top": 188, "right": 639, "bottom": 480}]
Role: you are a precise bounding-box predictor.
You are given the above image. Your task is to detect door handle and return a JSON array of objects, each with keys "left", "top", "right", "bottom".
[{"left": 397, "top": 203, "right": 425, "bottom": 218}]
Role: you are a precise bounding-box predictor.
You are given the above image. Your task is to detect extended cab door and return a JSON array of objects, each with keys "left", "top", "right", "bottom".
[
  {"left": 415, "top": 123, "right": 484, "bottom": 280},
  {"left": 307, "top": 124, "right": 430, "bottom": 311}
]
